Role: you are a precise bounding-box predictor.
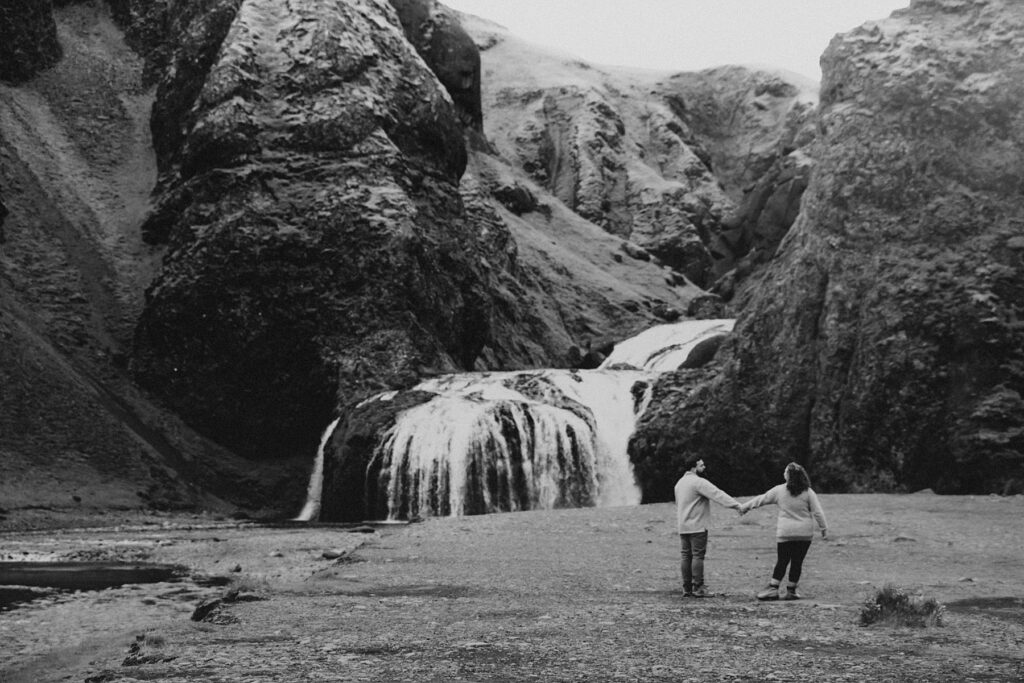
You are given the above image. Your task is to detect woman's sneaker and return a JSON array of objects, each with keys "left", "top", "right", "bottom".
[
  {"left": 756, "top": 584, "right": 780, "bottom": 601},
  {"left": 781, "top": 586, "right": 801, "bottom": 600}
]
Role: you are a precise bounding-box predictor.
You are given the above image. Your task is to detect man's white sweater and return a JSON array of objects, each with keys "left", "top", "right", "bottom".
[{"left": 674, "top": 471, "right": 740, "bottom": 534}]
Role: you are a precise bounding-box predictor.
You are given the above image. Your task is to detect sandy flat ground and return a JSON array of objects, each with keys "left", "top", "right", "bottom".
[{"left": 1, "top": 493, "right": 1023, "bottom": 682}]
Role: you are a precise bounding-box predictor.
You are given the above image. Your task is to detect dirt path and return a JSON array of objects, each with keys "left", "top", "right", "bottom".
[{"left": 2, "top": 493, "right": 1022, "bottom": 682}]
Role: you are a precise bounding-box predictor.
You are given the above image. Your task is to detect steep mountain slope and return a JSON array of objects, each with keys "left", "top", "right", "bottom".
[
  {"left": 461, "top": 13, "right": 817, "bottom": 287},
  {"left": 0, "top": 2, "right": 290, "bottom": 521}
]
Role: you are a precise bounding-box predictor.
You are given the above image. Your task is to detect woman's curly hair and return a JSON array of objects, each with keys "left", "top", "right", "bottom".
[{"left": 785, "top": 462, "right": 811, "bottom": 496}]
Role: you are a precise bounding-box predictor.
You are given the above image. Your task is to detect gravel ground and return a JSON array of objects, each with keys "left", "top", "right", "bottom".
[{"left": 2, "top": 493, "right": 1023, "bottom": 682}]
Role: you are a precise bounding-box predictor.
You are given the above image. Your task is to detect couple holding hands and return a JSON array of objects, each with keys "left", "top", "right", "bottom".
[{"left": 673, "top": 455, "right": 829, "bottom": 600}]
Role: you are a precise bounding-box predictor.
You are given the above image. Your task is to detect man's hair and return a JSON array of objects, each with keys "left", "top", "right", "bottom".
[
  {"left": 785, "top": 462, "right": 811, "bottom": 495},
  {"left": 684, "top": 454, "right": 703, "bottom": 471}
]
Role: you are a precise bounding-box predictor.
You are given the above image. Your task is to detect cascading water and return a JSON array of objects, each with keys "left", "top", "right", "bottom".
[
  {"left": 293, "top": 417, "right": 340, "bottom": 522},
  {"left": 600, "top": 319, "right": 735, "bottom": 371},
  {"left": 297, "top": 318, "right": 734, "bottom": 521},
  {"left": 367, "top": 369, "right": 655, "bottom": 519}
]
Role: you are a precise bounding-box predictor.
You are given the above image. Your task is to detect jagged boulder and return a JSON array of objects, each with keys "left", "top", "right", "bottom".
[
  {"left": 0, "top": 0, "right": 62, "bottom": 83},
  {"left": 631, "top": 0, "right": 1024, "bottom": 496},
  {"left": 132, "top": 0, "right": 505, "bottom": 460}
]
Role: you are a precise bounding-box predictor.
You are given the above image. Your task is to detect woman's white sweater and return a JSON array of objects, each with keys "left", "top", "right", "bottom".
[{"left": 742, "top": 484, "right": 828, "bottom": 541}]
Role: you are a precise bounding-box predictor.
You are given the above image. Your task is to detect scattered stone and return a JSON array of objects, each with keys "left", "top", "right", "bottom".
[
  {"left": 652, "top": 304, "right": 682, "bottom": 321},
  {"left": 123, "top": 634, "right": 177, "bottom": 666},
  {"left": 686, "top": 294, "right": 731, "bottom": 319},
  {"left": 621, "top": 241, "right": 651, "bottom": 261},
  {"left": 492, "top": 183, "right": 537, "bottom": 215},
  {"left": 190, "top": 597, "right": 222, "bottom": 622}
]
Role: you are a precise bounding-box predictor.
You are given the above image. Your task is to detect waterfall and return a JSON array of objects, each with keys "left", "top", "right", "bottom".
[
  {"left": 297, "top": 319, "right": 735, "bottom": 520},
  {"left": 369, "top": 369, "right": 655, "bottom": 519},
  {"left": 600, "top": 319, "right": 735, "bottom": 371},
  {"left": 293, "top": 417, "right": 340, "bottom": 522}
]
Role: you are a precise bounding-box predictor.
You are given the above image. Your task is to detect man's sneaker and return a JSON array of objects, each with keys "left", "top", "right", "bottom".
[
  {"left": 781, "top": 586, "right": 801, "bottom": 600},
  {"left": 756, "top": 585, "right": 780, "bottom": 601},
  {"left": 692, "top": 586, "right": 709, "bottom": 598},
  {"left": 682, "top": 591, "right": 694, "bottom": 598}
]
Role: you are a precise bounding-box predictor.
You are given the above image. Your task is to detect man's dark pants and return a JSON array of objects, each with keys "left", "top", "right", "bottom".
[{"left": 679, "top": 530, "right": 708, "bottom": 592}]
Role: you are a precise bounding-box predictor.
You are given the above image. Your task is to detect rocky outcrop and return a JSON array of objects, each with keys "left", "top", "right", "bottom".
[
  {"left": 131, "top": 0, "right": 509, "bottom": 461},
  {"left": 659, "top": 67, "right": 818, "bottom": 287},
  {"left": 485, "top": 77, "right": 731, "bottom": 287},
  {"left": 320, "top": 390, "right": 435, "bottom": 522},
  {"left": 0, "top": 1, "right": 62, "bottom": 83},
  {"left": 711, "top": 149, "right": 815, "bottom": 301},
  {"left": 389, "top": 0, "right": 483, "bottom": 130},
  {"left": 631, "top": 0, "right": 1024, "bottom": 496},
  {"left": 659, "top": 66, "right": 817, "bottom": 200},
  {"left": 462, "top": 14, "right": 814, "bottom": 289}
]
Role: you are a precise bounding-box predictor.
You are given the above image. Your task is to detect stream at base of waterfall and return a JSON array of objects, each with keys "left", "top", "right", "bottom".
[{"left": 297, "top": 319, "right": 735, "bottom": 521}]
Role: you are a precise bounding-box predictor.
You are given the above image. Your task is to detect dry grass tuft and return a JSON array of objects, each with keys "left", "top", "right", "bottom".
[{"left": 859, "top": 584, "right": 946, "bottom": 627}]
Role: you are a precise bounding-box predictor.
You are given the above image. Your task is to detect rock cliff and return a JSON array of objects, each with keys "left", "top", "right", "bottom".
[{"left": 632, "top": 0, "right": 1024, "bottom": 496}]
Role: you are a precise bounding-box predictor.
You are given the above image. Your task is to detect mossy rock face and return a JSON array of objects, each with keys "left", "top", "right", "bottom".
[{"left": 631, "top": 0, "right": 1024, "bottom": 497}]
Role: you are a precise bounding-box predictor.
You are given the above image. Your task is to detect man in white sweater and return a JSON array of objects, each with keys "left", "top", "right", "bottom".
[{"left": 673, "top": 454, "right": 742, "bottom": 597}]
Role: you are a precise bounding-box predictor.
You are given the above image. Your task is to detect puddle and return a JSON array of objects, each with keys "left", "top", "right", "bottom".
[
  {"left": 0, "top": 561, "right": 188, "bottom": 591},
  {"left": 0, "top": 586, "right": 60, "bottom": 612}
]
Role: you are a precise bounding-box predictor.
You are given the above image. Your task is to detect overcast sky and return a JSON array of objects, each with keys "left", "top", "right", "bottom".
[{"left": 443, "top": 0, "right": 910, "bottom": 81}]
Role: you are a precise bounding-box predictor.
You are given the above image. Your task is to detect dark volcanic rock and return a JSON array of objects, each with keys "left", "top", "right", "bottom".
[
  {"left": 320, "top": 390, "right": 436, "bottom": 523},
  {"left": 712, "top": 149, "right": 815, "bottom": 292},
  {"left": 660, "top": 66, "right": 818, "bottom": 285},
  {"left": 632, "top": 0, "right": 1024, "bottom": 496},
  {"left": 389, "top": 0, "right": 483, "bottom": 130},
  {"left": 0, "top": 1, "right": 62, "bottom": 83},
  {"left": 132, "top": 0, "right": 504, "bottom": 460}
]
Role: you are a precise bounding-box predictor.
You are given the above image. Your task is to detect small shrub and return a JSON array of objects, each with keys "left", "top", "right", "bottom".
[{"left": 859, "top": 584, "right": 946, "bottom": 627}]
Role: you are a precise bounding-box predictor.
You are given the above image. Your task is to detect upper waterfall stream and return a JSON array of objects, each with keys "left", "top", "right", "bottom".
[{"left": 297, "top": 319, "right": 734, "bottom": 521}]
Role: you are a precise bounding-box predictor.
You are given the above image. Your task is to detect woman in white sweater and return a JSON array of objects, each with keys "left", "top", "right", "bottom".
[{"left": 740, "top": 462, "right": 828, "bottom": 600}]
